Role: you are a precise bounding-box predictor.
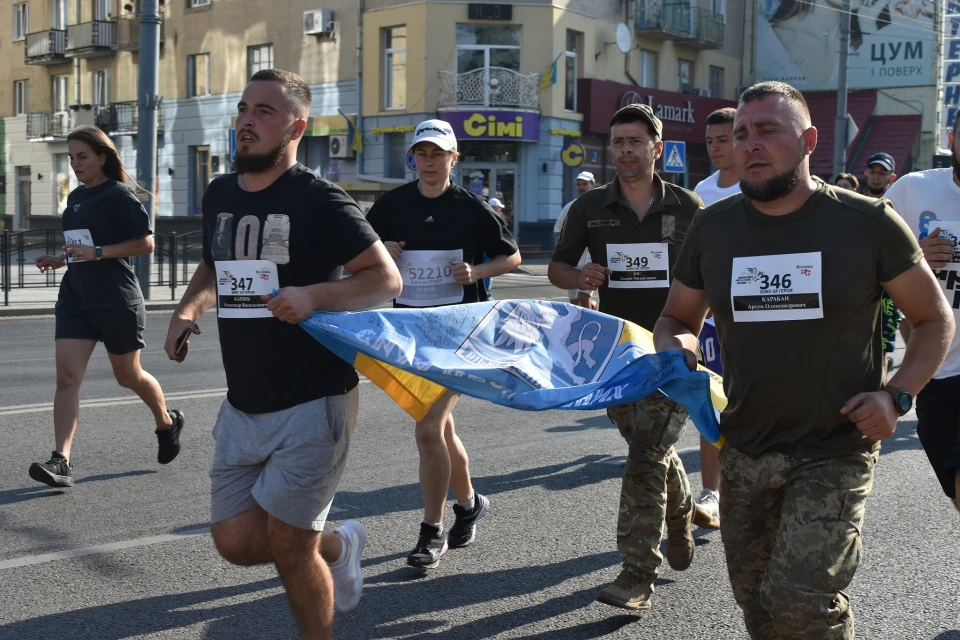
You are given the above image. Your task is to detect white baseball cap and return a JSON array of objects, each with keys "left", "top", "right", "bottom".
[
  {"left": 576, "top": 171, "right": 595, "bottom": 183},
  {"left": 488, "top": 198, "right": 504, "bottom": 209},
  {"left": 409, "top": 119, "right": 458, "bottom": 153}
]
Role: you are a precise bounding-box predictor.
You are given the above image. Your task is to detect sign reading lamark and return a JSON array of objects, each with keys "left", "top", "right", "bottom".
[{"left": 620, "top": 91, "right": 695, "bottom": 124}]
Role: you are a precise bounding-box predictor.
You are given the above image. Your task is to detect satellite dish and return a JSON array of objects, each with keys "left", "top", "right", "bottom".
[{"left": 615, "top": 23, "right": 631, "bottom": 54}]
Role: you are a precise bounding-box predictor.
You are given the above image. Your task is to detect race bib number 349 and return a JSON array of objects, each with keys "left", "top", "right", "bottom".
[
  {"left": 215, "top": 260, "right": 278, "bottom": 318},
  {"left": 730, "top": 252, "right": 823, "bottom": 322},
  {"left": 607, "top": 243, "right": 670, "bottom": 289}
]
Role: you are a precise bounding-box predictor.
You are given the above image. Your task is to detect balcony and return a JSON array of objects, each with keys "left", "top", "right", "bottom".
[
  {"left": 635, "top": 0, "right": 693, "bottom": 39},
  {"left": 99, "top": 101, "right": 166, "bottom": 135},
  {"left": 27, "top": 111, "right": 72, "bottom": 141},
  {"left": 438, "top": 68, "right": 539, "bottom": 110},
  {"left": 681, "top": 7, "right": 725, "bottom": 49},
  {"left": 66, "top": 21, "right": 116, "bottom": 58},
  {"left": 113, "top": 15, "right": 165, "bottom": 51},
  {"left": 25, "top": 30, "right": 67, "bottom": 65}
]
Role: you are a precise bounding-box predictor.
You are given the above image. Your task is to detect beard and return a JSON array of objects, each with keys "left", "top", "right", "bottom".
[
  {"left": 866, "top": 183, "right": 886, "bottom": 195},
  {"left": 952, "top": 137, "right": 960, "bottom": 183},
  {"left": 234, "top": 135, "right": 290, "bottom": 174},
  {"left": 741, "top": 161, "right": 804, "bottom": 202}
]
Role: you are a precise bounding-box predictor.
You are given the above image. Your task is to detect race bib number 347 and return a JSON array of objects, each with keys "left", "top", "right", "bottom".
[
  {"left": 730, "top": 252, "right": 823, "bottom": 322},
  {"left": 215, "top": 260, "right": 279, "bottom": 318}
]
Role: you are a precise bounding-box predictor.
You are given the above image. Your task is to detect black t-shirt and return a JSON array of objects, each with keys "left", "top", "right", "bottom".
[
  {"left": 365, "top": 181, "right": 518, "bottom": 307},
  {"left": 58, "top": 180, "right": 152, "bottom": 309},
  {"left": 202, "top": 164, "right": 380, "bottom": 414}
]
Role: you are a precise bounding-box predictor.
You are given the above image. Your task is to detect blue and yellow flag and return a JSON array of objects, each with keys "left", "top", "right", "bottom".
[
  {"left": 301, "top": 300, "right": 726, "bottom": 447},
  {"left": 540, "top": 53, "right": 562, "bottom": 90}
]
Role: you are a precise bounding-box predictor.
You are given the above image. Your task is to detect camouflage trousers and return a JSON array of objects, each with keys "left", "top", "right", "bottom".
[
  {"left": 607, "top": 392, "right": 692, "bottom": 586},
  {"left": 719, "top": 445, "right": 879, "bottom": 639}
]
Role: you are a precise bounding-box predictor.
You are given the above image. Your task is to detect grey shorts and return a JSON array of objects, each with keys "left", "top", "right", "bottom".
[{"left": 209, "top": 387, "right": 359, "bottom": 531}]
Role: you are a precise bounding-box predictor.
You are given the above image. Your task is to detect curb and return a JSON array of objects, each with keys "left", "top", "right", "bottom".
[{"left": 0, "top": 301, "right": 181, "bottom": 318}]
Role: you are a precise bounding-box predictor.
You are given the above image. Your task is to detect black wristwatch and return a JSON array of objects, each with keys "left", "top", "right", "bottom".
[
  {"left": 882, "top": 385, "right": 913, "bottom": 416},
  {"left": 94, "top": 246, "right": 102, "bottom": 260}
]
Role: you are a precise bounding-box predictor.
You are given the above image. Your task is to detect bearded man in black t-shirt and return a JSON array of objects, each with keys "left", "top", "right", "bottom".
[{"left": 163, "top": 70, "right": 402, "bottom": 639}]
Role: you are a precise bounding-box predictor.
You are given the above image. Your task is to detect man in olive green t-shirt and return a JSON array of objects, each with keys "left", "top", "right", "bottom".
[
  {"left": 549, "top": 104, "right": 704, "bottom": 611},
  {"left": 654, "top": 81, "right": 955, "bottom": 639}
]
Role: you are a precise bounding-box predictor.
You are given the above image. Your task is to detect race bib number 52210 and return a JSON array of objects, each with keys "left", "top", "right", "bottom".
[
  {"left": 730, "top": 252, "right": 823, "bottom": 322},
  {"left": 215, "top": 260, "right": 278, "bottom": 318}
]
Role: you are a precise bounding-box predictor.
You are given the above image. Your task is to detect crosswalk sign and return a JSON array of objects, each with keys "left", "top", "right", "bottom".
[{"left": 663, "top": 141, "right": 686, "bottom": 173}]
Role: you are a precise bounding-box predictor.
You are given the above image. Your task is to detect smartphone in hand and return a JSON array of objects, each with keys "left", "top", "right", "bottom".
[{"left": 175, "top": 329, "right": 192, "bottom": 356}]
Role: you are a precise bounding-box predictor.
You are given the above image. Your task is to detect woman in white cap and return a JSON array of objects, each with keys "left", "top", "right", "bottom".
[{"left": 366, "top": 119, "right": 521, "bottom": 569}]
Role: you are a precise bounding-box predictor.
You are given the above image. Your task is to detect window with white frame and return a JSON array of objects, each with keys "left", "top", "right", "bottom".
[
  {"left": 564, "top": 30, "right": 580, "bottom": 112},
  {"left": 188, "top": 53, "right": 211, "bottom": 97},
  {"left": 93, "top": 69, "right": 110, "bottom": 106},
  {"left": 52, "top": 0, "right": 67, "bottom": 29},
  {"left": 94, "top": 0, "right": 111, "bottom": 21},
  {"left": 709, "top": 66, "right": 724, "bottom": 99},
  {"left": 640, "top": 49, "right": 657, "bottom": 88},
  {"left": 13, "top": 3, "right": 28, "bottom": 41},
  {"left": 14, "top": 80, "right": 29, "bottom": 116},
  {"left": 382, "top": 26, "right": 406, "bottom": 109},
  {"left": 711, "top": 0, "right": 726, "bottom": 22},
  {"left": 247, "top": 44, "right": 274, "bottom": 79},
  {"left": 52, "top": 75, "right": 69, "bottom": 111},
  {"left": 189, "top": 0, "right": 211, "bottom": 6},
  {"left": 678, "top": 59, "right": 693, "bottom": 92}
]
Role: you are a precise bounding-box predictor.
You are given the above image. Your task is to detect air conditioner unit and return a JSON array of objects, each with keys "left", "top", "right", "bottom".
[
  {"left": 694, "top": 88, "right": 711, "bottom": 97},
  {"left": 329, "top": 134, "right": 354, "bottom": 158},
  {"left": 303, "top": 9, "right": 334, "bottom": 35}
]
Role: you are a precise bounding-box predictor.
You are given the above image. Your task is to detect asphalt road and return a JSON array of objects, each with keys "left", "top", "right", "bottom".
[{"left": 0, "top": 274, "right": 958, "bottom": 639}]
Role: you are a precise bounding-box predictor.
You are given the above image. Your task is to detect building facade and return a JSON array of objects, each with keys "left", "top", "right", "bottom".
[{"left": 1, "top": 0, "right": 744, "bottom": 249}]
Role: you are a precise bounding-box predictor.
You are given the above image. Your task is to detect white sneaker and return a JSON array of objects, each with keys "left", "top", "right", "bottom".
[
  {"left": 331, "top": 520, "right": 366, "bottom": 612},
  {"left": 693, "top": 489, "right": 721, "bottom": 530}
]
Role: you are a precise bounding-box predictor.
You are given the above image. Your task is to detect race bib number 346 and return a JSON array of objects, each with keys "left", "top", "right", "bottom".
[
  {"left": 730, "top": 252, "right": 823, "bottom": 322},
  {"left": 215, "top": 260, "right": 279, "bottom": 318}
]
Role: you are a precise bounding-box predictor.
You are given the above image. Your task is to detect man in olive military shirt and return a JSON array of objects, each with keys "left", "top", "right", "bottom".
[
  {"left": 654, "top": 81, "right": 954, "bottom": 638},
  {"left": 549, "top": 104, "right": 704, "bottom": 611}
]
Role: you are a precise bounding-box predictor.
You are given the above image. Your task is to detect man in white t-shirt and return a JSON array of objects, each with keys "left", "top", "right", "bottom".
[
  {"left": 554, "top": 171, "right": 597, "bottom": 307},
  {"left": 884, "top": 121, "right": 960, "bottom": 513},
  {"left": 690, "top": 107, "right": 740, "bottom": 530}
]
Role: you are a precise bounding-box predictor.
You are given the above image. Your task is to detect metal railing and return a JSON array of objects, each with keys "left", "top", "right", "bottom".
[
  {"left": 687, "top": 7, "right": 725, "bottom": 47},
  {"left": 66, "top": 20, "right": 116, "bottom": 52},
  {"left": 27, "top": 110, "right": 72, "bottom": 139},
  {"left": 635, "top": 0, "right": 693, "bottom": 38},
  {"left": 25, "top": 29, "right": 67, "bottom": 59},
  {"left": 101, "top": 101, "right": 166, "bottom": 134},
  {"left": 0, "top": 229, "right": 205, "bottom": 305},
  {"left": 114, "top": 15, "right": 164, "bottom": 50},
  {"left": 438, "top": 68, "right": 540, "bottom": 109}
]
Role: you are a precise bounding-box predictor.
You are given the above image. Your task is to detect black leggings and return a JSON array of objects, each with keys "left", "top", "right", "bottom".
[{"left": 916, "top": 374, "right": 960, "bottom": 499}]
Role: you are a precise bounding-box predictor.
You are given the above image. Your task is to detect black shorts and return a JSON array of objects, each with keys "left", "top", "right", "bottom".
[
  {"left": 915, "top": 374, "right": 960, "bottom": 499},
  {"left": 55, "top": 303, "right": 146, "bottom": 355}
]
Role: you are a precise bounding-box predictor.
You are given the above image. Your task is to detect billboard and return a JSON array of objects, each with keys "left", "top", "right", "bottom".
[
  {"left": 755, "top": 0, "right": 935, "bottom": 91},
  {"left": 941, "top": 2, "right": 960, "bottom": 150}
]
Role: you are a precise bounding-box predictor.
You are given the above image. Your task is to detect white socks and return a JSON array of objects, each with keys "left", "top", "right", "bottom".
[{"left": 457, "top": 496, "right": 475, "bottom": 511}]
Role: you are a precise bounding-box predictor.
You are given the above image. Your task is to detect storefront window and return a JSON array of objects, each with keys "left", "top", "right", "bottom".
[{"left": 458, "top": 142, "right": 519, "bottom": 163}]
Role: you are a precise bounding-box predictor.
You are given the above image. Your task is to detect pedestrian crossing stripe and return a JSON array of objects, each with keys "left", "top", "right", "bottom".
[{"left": 665, "top": 143, "right": 685, "bottom": 171}]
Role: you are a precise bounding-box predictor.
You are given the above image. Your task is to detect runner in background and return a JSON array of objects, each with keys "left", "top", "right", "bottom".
[
  {"left": 884, "top": 119, "right": 960, "bottom": 512},
  {"left": 483, "top": 197, "right": 507, "bottom": 299},
  {"left": 30, "top": 125, "right": 184, "bottom": 489},
  {"left": 163, "top": 70, "right": 402, "bottom": 638},
  {"left": 834, "top": 173, "right": 859, "bottom": 191},
  {"left": 554, "top": 171, "right": 597, "bottom": 308},
  {"left": 863, "top": 153, "right": 902, "bottom": 375},
  {"left": 690, "top": 107, "right": 740, "bottom": 530},
  {"left": 366, "top": 120, "right": 521, "bottom": 569}
]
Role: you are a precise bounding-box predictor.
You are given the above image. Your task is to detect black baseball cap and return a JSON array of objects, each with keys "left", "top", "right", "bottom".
[
  {"left": 609, "top": 103, "right": 663, "bottom": 138},
  {"left": 867, "top": 152, "right": 895, "bottom": 172}
]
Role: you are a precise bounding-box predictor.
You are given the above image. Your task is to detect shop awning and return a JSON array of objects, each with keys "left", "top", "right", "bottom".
[
  {"left": 806, "top": 90, "right": 877, "bottom": 177},
  {"left": 848, "top": 114, "right": 922, "bottom": 176}
]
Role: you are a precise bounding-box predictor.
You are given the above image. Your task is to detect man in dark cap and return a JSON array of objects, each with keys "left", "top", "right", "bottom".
[{"left": 549, "top": 104, "right": 705, "bottom": 610}]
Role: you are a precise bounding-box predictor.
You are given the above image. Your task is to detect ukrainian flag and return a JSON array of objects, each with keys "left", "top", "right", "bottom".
[{"left": 301, "top": 300, "right": 726, "bottom": 447}]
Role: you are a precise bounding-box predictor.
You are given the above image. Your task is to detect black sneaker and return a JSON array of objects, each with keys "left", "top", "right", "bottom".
[
  {"left": 29, "top": 452, "right": 74, "bottom": 488},
  {"left": 448, "top": 493, "right": 489, "bottom": 548},
  {"left": 406, "top": 523, "right": 448, "bottom": 568},
  {"left": 156, "top": 409, "right": 185, "bottom": 465}
]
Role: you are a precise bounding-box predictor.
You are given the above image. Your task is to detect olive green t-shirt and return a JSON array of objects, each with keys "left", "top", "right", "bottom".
[
  {"left": 552, "top": 174, "right": 703, "bottom": 331},
  {"left": 672, "top": 181, "right": 922, "bottom": 458}
]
